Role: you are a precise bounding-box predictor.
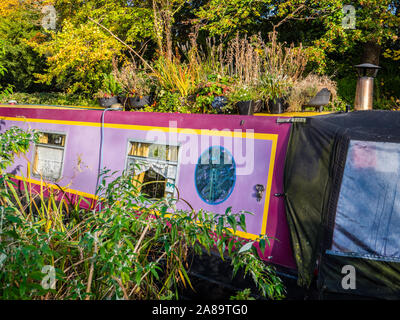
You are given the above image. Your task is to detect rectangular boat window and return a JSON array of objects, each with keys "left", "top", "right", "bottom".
[
  {"left": 33, "top": 132, "right": 66, "bottom": 181},
  {"left": 126, "top": 141, "right": 179, "bottom": 199}
]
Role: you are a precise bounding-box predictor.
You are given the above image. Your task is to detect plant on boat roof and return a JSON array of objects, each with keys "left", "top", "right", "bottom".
[
  {"left": 112, "top": 61, "right": 153, "bottom": 98},
  {"left": 257, "top": 73, "right": 292, "bottom": 104},
  {"left": 94, "top": 73, "right": 122, "bottom": 98},
  {"left": 152, "top": 52, "right": 200, "bottom": 98},
  {"left": 286, "top": 74, "right": 338, "bottom": 112},
  {"left": 189, "top": 74, "right": 234, "bottom": 114},
  {"left": 227, "top": 85, "right": 260, "bottom": 103}
]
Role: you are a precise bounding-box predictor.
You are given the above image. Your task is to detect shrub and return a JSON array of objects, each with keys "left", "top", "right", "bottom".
[
  {"left": 257, "top": 73, "right": 293, "bottom": 104},
  {"left": 152, "top": 54, "right": 199, "bottom": 98},
  {"left": 29, "top": 21, "right": 123, "bottom": 95},
  {"left": 94, "top": 73, "right": 123, "bottom": 99},
  {"left": 0, "top": 128, "right": 286, "bottom": 300},
  {"left": 143, "top": 90, "right": 188, "bottom": 113},
  {"left": 0, "top": 2, "right": 48, "bottom": 92},
  {"left": 0, "top": 92, "right": 96, "bottom": 106},
  {"left": 192, "top": 74, "right": 234, "bottom": 114},
  {"left": 0, "top": 172, "right": 286, "bottom": 300},
  {"left": 286, "top": 74, "right": 339, "bottom": 112},
  {"left": 112, "top": 59, "right": 154, "bottom": 97},
  {"left": 336, "top": 76, "right": 356, "bottom": 105}
]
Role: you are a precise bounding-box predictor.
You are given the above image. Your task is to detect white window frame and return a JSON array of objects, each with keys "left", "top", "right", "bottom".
[
  {"left": 32, "top": 130, "right": 67, "bottom": 182},
  {"left": 124, "top": 139, "right": 180, "bottom": 199}
]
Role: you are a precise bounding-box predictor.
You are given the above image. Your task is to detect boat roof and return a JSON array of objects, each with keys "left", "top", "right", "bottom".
[
  {"left": 0, "top": 103, "right": 332, "bottom": 117},
  {"left": 0, "top": 103, "right": 104, "bottom": 111}
]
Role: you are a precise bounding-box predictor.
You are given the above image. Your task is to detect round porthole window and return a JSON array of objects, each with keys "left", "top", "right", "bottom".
[{"left": 195, "top": 146, "right": 236, "bottom": 205}]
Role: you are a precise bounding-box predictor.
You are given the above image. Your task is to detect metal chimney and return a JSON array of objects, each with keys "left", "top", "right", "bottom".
[{"left": 354, "top": 63, "right": 381, "bottom": 111}]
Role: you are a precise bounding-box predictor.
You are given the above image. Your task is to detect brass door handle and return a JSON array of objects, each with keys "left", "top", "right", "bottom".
[{"left": 255, "top": 184, "right": 264, "bottom": 202}]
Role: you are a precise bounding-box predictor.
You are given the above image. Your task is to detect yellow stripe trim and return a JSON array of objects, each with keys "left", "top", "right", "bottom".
[
  {"left": 13, "top": 175, "right": 98, "bottom": 200},
  {"left": 0, "top": 116, "right": 276, "bottom": 140},
  {"left": 260, "top": 134, "right": 277, "bottom": 234},
  {"left": 254, "top": 111, "right": 332, "bottom": 117},
  {"left": 0, "top": 104, "right": 332, "bottom": 116},
  {"left": 0, "top": 104, "right": 102, "bottom": 110}
]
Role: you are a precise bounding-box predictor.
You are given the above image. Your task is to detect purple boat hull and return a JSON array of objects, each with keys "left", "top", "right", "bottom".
[{"left": 0, "top": 105, "right": 297, "bottom": 270}]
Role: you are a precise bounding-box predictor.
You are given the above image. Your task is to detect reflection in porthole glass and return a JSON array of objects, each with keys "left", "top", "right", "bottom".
[{"left": 195, "top": 146, "right": 236, "bottom": 205}]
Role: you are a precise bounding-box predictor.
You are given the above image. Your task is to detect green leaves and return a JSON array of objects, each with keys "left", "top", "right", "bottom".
[
  {"left": 98, "top": 73, "right": 123, "bottom": 96},
  {"left": 238, "top": 241, "right": 254, "bottom": 254},
  {"left": 0, "top": 3, "right": 47, "bottom": 92},
  {"left": 0, "top": 141, "right": 284, "bottom": 300},
  {"left": 196, "top": 0, "right": 271, "bottom": 37},
  {"left": 0, "top": 126, "right": 38, "bottom": 173}
]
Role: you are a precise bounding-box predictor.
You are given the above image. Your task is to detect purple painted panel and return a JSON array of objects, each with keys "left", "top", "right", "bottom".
[{"left": 0, "top": 107, "right": 296, "bottom": 269}]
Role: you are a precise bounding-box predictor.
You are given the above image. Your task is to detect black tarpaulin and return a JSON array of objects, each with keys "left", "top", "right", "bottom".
[{"left": 284, "top": 110, "right": 400, "bottom": 299}]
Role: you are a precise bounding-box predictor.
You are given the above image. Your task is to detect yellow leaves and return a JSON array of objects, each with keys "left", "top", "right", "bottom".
[
  {"left": 0, "top": 0, "right": 49, "bottom": 17},
  {"left": 383, "top": 48, "right": 400, "bottom": 61},
  {"left": 254, "top": 48, "right": 263, "bottom": 56},
  {"left": 152, "top": 55, "right": 198, "bottom": 97},
  {"left": 45, "top": 219, "right": 52, "bottom": 233},
  {"left": 29, "top": 19, "right": 124, "bottom": 93},
  {"left": 0, "top": 0, "right": 18, "bottom": 17}
]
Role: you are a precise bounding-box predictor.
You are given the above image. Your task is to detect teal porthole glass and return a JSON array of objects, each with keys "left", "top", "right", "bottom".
[{"left": 195, "top": 146, "right": 236, "bottom": 205}]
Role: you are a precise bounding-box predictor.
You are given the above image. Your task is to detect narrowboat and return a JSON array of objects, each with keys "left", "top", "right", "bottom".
[
  {"left": 0, "top": 104, "right": 308, "bottom": 269},
  {"left": 2, "top": 104, "right": 400, "bottom": 299}
]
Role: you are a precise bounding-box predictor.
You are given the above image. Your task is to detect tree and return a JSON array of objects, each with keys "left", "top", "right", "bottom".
[
  {"left": 0, "top": 1, "right": 48, "bottom": 92},
  {"left": 54, "top": 0, "right": 155, "bottom": 46},
  {"left": 29, "top": 20, "right": 124, "bottom": 95},
  {"left": 195, "top": 0, "right": 273, "bottom": 38},
  {"left": 272, "top": 0, "right": 400, "bottom": 68},
  {"left": 194, "top": 0, "right": 400, "bottom": 72},
  {"left": 28, "top": 0, "right": 158, "bottom": 95},
  {"left": 0, "top": 40, "right": 13, "bottom": 98},
  {"left": 152, "top": 0, "right": 187, "bottom": 60},
  {"left": 0, "top": 0, "right": 19, "bottom": 17}
]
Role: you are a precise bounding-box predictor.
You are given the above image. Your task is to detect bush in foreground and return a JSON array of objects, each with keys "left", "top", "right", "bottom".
[{"left": 0, "top": 127, "right": 285, "bottom": 300}]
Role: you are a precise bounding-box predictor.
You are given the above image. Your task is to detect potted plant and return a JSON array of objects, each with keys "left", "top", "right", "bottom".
[
  {"left": 258, "top": 74, "right": 292, "bottom": 114},
  {"left": 127, "top": 92, "right": 153, "bottom": 109},
  {"left": 211, "top": 96, "right": 229, "bottom": 114},
  {"left": 227, "top": 86, "right": 264, "bottom": 115},
  {"left": 95, "top": 73, "right": 122, "bottom": 107},
  {"left": 192, "top": 74, "right": 234, "bottom": 114},
  {"left": 95, "top": 91, "right": 119, "bottom": 107},
  {"left": 114, "top": 67, "right": 153, "bottom": 110}
]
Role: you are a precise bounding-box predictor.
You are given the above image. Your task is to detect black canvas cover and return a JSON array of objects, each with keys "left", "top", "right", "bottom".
[{"left": 284, "top": 110, "right": 400, "bottom": 299}]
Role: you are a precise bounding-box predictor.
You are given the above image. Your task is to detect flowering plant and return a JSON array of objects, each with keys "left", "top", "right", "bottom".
[
  {"left": 192, "top": 74, "right": 234, "bottom": 113},
  {"left": 94, "top": 73, "right": 122, "bottom": 99}
]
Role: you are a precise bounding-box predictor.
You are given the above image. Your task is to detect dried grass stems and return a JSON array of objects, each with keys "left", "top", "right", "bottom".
[
  {"left": 287, "top": 73, "right": 338, "bottom": 112},
  {"left": 225, "top": 34, "right": 263, "bottom": 86},
  {"left": 103, "top": 21, "right": 338, "bottom": 112},
  {"left": 263, "top": 31, "right": 308, "bottom": 83},
  {"left": 186, "top": 32, "right": 308, "bottom": 88},
  {"left": 111, "top": 57, "right": 153, "bottom": 97}
]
